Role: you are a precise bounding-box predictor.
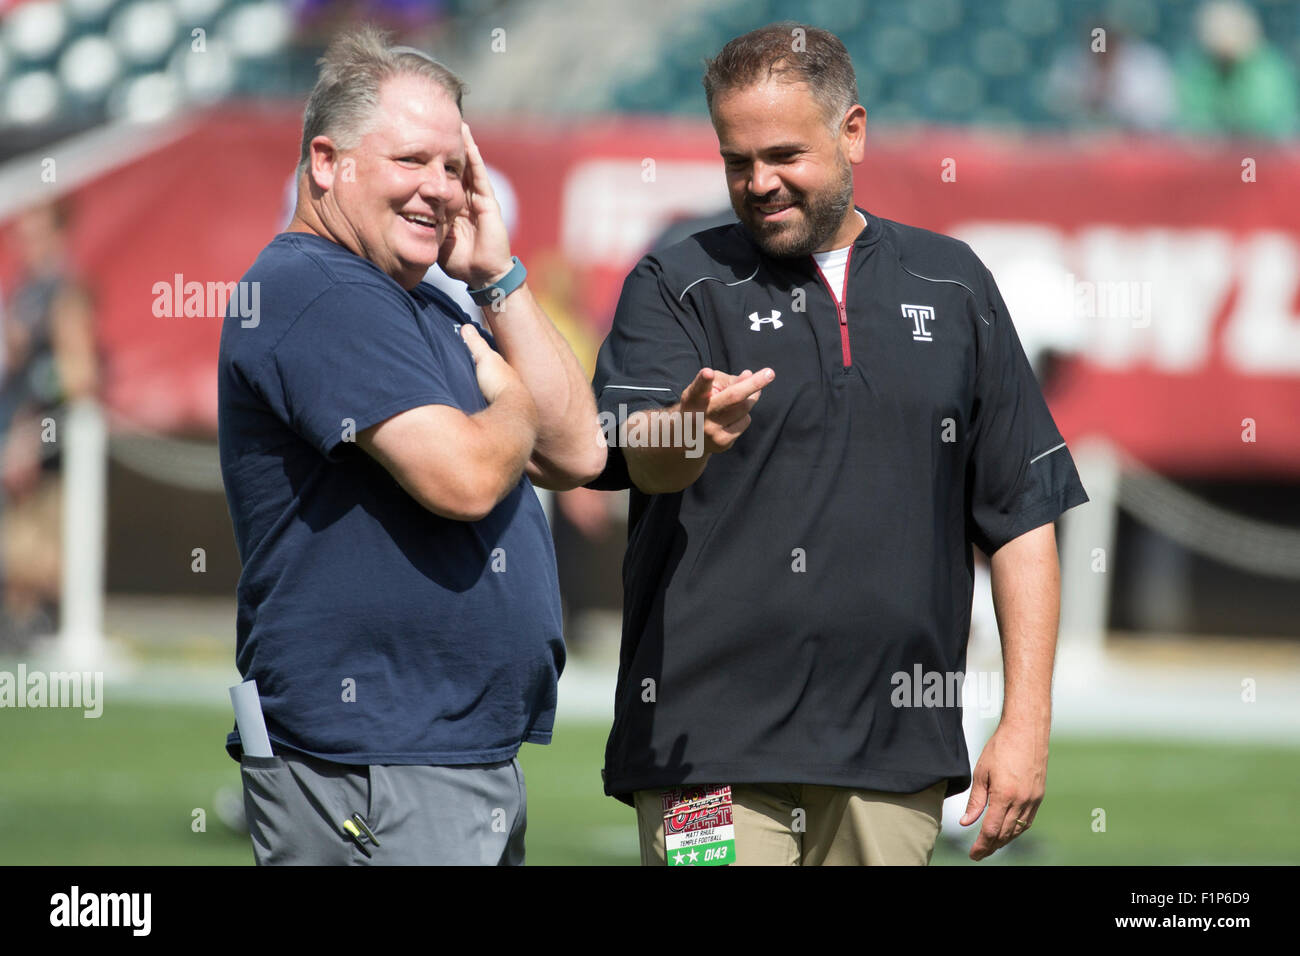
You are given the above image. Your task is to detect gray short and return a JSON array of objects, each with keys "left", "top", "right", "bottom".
[{"left": 240, "top": 751, "right": 527, "bottom": 865}]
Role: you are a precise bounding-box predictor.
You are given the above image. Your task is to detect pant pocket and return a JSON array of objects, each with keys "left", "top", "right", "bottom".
[{"left": 240, "top": 756, "right": 291, "bottom": 865}]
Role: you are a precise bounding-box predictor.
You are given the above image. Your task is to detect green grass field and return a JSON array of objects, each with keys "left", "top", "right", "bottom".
[{"left": 1, "top": 700, "right": 1296, "bottom": 865}]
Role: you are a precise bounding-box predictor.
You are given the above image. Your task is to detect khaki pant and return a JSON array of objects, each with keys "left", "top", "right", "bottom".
[{"left": 635, "top": 781, "right": 947, "bottom": 866}]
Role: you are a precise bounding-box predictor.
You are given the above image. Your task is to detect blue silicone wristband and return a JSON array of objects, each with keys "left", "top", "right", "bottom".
[{"left": 468, "top": 256, "right": 527, "bottom": 306}]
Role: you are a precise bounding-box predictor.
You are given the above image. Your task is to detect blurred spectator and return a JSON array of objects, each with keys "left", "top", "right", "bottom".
[
  {"left": 1046, "top": 24, "right": 1177, "bottom": 132},
  {"left": 290, "top": 0, "right": 452, "bottom": 50},
  {"left": 1176, "top": 0, "right": 1299, "bottom": 138},
  {"left": 0, "top": 199, "right": 99, "bottom": 648}
]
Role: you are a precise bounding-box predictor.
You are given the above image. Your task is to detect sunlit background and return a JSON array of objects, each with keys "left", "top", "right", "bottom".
[{"left": 0, "top": 0, "right": 1297, "bottom": 865}]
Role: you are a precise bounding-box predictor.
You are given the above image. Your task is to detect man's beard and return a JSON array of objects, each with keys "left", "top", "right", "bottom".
[{"left": 736, "top": 157, "right": 855, "bottom": 259}]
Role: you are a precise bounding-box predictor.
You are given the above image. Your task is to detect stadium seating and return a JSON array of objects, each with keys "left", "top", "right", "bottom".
[
  {"left": 602, "top": 0, "right": 1300, "bottom": 128},
  {"left": 5, "top": 0, "right": 1297, "bottom": 135}
]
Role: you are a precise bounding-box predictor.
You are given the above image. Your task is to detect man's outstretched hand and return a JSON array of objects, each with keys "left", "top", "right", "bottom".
[
  {"left": 621, "top": 366, "right": 774, "bottom": 495},
  {"left": 677, "top": 366, "right": 773, "bottom": 456}
]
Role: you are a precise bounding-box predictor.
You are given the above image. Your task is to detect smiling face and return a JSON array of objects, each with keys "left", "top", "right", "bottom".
[
  {"left": 711, "top": 78, "right": 865, "bottom": 258},
  {"left": 310, "top": 72, "right": 466, "bottom": 288}
]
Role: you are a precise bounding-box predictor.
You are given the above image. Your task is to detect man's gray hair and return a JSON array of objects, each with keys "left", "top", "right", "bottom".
[
  {"left": 703, "top": 22, "right": 859, "bottom": 131},
  {"left": 297, "top": 25, "right": 465, "bottom": 175}
]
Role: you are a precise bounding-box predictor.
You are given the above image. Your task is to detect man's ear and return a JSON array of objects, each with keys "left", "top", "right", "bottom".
[
  {"left": 842, "top": 104, "right": 867, "bottom": 165},
  {"left": 308, "top": 135, "right": 342, "bottom": 192}
]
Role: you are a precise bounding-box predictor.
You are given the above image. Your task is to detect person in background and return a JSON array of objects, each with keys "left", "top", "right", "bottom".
[
  {"left": 0, "top": 199, "right": 99, "bottom": 649},
  {"left": 1045, "top": 22, "right": 1176, "bottom": 132},
  {"left": 1176, "top": 0, "right": 1299, "bottom": 139}
]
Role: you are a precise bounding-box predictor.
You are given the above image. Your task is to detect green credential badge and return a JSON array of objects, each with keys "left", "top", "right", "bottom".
[{"left": 662, "top": 785, "right": 737, "bottom": 866}]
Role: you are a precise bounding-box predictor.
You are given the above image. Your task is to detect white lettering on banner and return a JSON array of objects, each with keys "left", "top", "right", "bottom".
[
  {"left": 1073, "top": 226, "right": 1228, "bottom": 371},
  {"left": 1223, "top": 232, "right": 1300, "bottom": 373},
  {"left": 561, "top": 160, "right": 729, "bottom": 265},
  {"left": 952, "top": 222, "right": 1300, "bottom": 375}
]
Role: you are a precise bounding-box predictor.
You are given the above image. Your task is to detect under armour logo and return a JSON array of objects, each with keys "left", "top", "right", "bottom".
[
  {"left": 902, "top": 304, "right": 935, "bottom": 342},
  {"left": 748, "top": 310, "right": 783, "bottom": 331}
]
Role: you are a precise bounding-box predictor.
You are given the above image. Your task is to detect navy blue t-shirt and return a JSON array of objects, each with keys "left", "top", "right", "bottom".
[{"left": 218, "top": 231, "right": 564, "bottom": 764}]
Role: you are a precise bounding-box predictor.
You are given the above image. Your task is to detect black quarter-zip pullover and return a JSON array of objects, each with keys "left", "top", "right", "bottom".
[{"left": 591, "top": 208, "right": 1088, "bottom": 803}]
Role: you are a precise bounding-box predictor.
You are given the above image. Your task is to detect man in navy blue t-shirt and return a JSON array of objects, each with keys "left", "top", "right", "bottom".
[{"left": 218, "top": 28, "right": 603, "bottom": 865}]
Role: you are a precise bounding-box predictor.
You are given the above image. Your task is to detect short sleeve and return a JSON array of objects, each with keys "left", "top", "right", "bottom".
[
  {"left": 587, "top": 255, "right": 708, "bottom": 491},
  {"left": 966, "top": 265, "right": 1089, "bottom": 555},
  {"left": 265, "top": 281, "right": 460, "bottom": 460},
  {"left": 591, "top": 255, "right": 708, "bottom": 419}
]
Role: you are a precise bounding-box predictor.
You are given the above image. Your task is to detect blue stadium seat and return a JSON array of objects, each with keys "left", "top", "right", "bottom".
[
  {"left": 1004, "top": 0, "right": 1063, "bottom": 38},
  {"left": 906, "top": 0, "right": 965, "bottom": 35}
]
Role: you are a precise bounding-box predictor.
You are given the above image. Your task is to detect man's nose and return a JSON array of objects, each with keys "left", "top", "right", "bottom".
[
  {"left": 419, "top": 165, "right": 457, "bottom": 203},
  {"left": 749, "top": 161, "right": 780, "bottom": 198}
]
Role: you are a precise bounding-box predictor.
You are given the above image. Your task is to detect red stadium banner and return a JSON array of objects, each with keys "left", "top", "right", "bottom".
[{"left": 3, "top": 105, "right": 1298, "bottom": 477}]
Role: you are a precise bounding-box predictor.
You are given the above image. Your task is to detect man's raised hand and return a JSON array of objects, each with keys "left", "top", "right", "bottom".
[
  {"left": 621, "top": 366, "right": 774, "bottom": 494},
  {"left": 679, "top": 366, "right": 773, "bottom": 456},
  {"left": 439, "top": 122, "right": 513, "bottom": 289}
]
